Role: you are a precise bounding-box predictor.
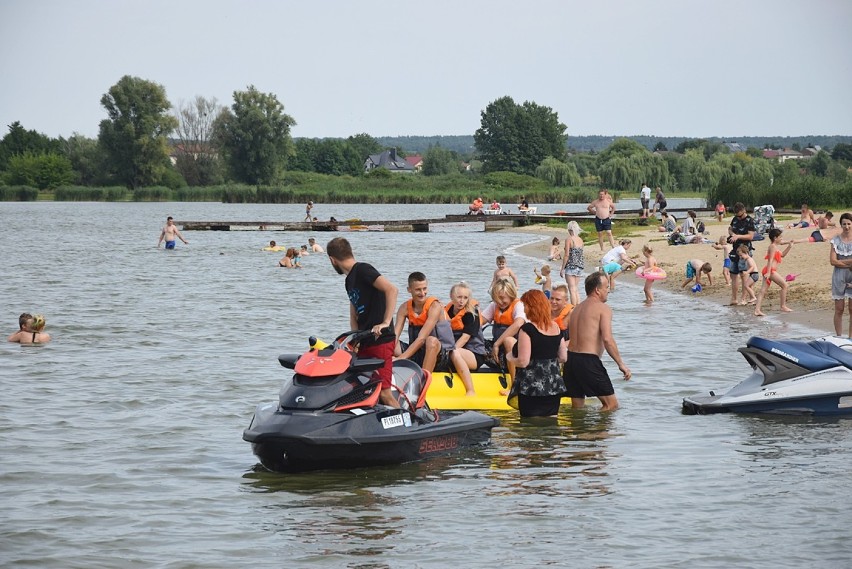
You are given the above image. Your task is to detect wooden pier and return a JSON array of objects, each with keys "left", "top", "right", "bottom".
[{"left": 177, "top": 207, "right": 713, "bottom": 233}]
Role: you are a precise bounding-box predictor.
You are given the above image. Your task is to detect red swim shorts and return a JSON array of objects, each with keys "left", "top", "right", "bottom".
[{"left": 358, "top": 340, "right": 395, "bottom": 389}]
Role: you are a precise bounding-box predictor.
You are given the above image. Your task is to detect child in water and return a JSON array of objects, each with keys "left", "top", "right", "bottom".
[
  {"left": 491, "top": 255, "right": 519, "bottom": 288},
  {"left": 711, "top": 235, "right": 733, "bottom": 285},
  {"left": 641, "top": 245, "right": 658, "bottom": 304},
  {"left": 533, "top": 264, "right": 553, "bottom": 298}
]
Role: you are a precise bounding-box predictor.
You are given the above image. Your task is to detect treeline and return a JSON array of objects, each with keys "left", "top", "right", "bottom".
[
  {"left": 376, "top": 135, "right": 852, "bottom": 155},
  {"left": 0, "top": 75, "right": 850, "bottom": 210},
  {"left": 0, "top": 171, "right": 600, "bottom": 205}
]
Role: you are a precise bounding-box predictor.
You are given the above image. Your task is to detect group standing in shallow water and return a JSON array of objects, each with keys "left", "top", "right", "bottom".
[{"left": 320, "top": 235, "right": 632, "bottom": 418}]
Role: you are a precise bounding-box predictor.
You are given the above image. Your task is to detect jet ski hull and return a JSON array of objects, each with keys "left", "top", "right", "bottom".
[
  {"left": 244, "top": 402, "right": 499, "bottom": 472},
  {"left": 683, "top": 391, "right": 852, "bottom": 415},
  {"left": 683, "top": 336, "right": 852, "bottom": 416}
]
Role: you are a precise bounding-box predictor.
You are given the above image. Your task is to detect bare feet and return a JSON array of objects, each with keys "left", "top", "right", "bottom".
[
  {"left": 498, "top": 389, "right": 509, "bottom": 396},
  {"left": 738, "top": 300, "right": 747, "bottom": 306},
  {"left": 781, "top": 306, "right": 793, "bottom": 312},
  {"left": 464, "top": 391, "right": 477, "bottom": 397},
  {"left": 754, "top": 310, "right": 765, "bottom": 316}
]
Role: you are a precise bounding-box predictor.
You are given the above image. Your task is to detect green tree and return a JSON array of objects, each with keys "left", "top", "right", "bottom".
[
  {"left": 4, "top": 151, "right": 75, "bottom": 190},
  {"left": 346, "top": 133, "right": 382, "bottom": 166},
  {"left": 653, "top": 141, "right": 668, "bottom": 152},
  {"left": 173, "top": 95, "right": 223, "bottom": 186},
  {"left": 831, "top": 143, "right": 852, "bottom": 164},
  {"left": 291, "top": 138, "right": 320, "bottom": 172},
  {"left": 61, "top": 133, "right": 109, "bottom": 185},
  {"left": 214, "top": 85, "right": 296, "bottom": 185},
  {"left": 422, "top": 145, "right": 457, "bottom": 176},
  {"left": 0, "top": 121, "right": 61, "bottom": 171},
  {"left": 567, "top": 153, "right": 598, "bottom": 179},
  {"left": 314, "top": 139, "right": 350, "bottom": 176},
  {"left": 97, "top": 75, "right": 179, "bottom": 188},
  {"left": 474, "top": 96, "right": 566, "bottom": 175},
  {"left": 535, "top": 157, "right": 580, "bottom": 187},
  {"left": 596, "top": 139, "right": 671, "bottom": 191},
  {"left": 808, "top": 150, "right": 832, "bottom": 177}
]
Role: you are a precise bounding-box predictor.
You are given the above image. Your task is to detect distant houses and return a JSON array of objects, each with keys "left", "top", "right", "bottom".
[
  {"left": 762, "top": 146, "right": 821, "bottom": 162},
  {"left": 364, "top": 149, "right": 415, "bottom": 173}
]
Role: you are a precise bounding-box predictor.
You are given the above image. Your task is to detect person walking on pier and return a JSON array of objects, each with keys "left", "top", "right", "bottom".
[{"left": 305, "top": 201, "right": 314, "bottom": 222}]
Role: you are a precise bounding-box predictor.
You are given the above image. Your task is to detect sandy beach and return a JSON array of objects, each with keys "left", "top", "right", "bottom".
[{"left": 511, "top": 214, "right": 842, "bottom": 336}]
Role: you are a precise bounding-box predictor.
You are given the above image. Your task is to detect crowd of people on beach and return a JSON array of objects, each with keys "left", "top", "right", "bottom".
[{"left": 585, "top": 188, "right": 852, "bottom": 335}]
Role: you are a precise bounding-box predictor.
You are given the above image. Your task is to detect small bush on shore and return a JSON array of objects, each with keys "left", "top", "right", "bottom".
[{"left": 0, "top": 185, "right": 39, "bottom": 201}]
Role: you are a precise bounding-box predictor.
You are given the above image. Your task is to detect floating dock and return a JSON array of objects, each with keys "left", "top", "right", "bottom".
[{"left": 177, "top": 208, "right": 713, "bottom": 233}]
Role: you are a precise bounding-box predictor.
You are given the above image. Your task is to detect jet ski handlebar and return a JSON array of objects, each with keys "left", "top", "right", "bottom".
[{"left": 333, "top": 328, "right": 393, "bottom": 350}]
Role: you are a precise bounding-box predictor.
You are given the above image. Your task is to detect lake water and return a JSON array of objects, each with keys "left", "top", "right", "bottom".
[{"left": 1, "top": 201, "right": 850, "bottom": 568}]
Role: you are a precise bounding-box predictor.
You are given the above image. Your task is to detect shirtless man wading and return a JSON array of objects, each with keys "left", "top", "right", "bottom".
[
  {"left": 158, "top": 216, "right": 188, "bottom": 249},
  {"left": 563, "top": 271, "right": 631, "bottom": 411},
  {"left": 588, "top": 189, "right": 616, "bottom": 251}
]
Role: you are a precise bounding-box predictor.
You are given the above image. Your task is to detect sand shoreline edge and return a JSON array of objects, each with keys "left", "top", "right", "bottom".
[{"left": 505, "top": 220, "right": 839, "bottom": 338}]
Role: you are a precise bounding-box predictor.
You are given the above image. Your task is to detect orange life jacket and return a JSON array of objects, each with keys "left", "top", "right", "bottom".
[
  {"left": 493, "top": 298, "right": 519, "bottom": 326},
  {"left": 446, "top": 305, "right": 467, "bottom": 331},
  {"left": 552, "top": 304, "right": 573, "bottom": 331},
  {"left": 407, "top": 297, "right": 438, "bottom": 327}
]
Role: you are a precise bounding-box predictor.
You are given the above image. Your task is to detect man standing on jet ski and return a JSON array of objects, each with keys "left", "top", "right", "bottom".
[{"left": 327, "top": 237, "right": 400, "bottom": 408}]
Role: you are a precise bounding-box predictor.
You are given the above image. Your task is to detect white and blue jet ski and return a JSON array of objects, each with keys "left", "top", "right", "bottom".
[{"left": 683, "top": 336, "right": 852, "bottom": 416}]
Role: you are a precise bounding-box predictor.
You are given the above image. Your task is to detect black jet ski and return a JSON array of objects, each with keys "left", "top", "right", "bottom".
[
  {"left": 683, "top": 336, "right": 852, "bottom": 416},
  {"left": 243, "top": 330, "right": 499, "bottom": 472}
]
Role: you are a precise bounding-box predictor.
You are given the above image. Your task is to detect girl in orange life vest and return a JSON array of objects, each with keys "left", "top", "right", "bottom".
[
  {"left": 446, "top": 282, "right": 487, "bottom": 396},
  {"left": 393, "top": 272, "right": 446, "bottom": 373},
  {"left": 480, "top": 277, "right": 526, "bottom": 382}
]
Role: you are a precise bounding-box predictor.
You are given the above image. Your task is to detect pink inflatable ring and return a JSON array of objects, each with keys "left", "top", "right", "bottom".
[{"left": 635, "top": 266, "right": 667, "bottom": 280}]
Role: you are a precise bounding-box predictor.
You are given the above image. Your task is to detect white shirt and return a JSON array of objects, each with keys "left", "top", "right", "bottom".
[
  {"left": 640, "top": 185, "right": 651, "bottom": 201},
  {"left": 480, "top": 300, "right": 526, "bottom": 323},
  {"left": 601, "top": 246, "right": 626, "bottom": 265}
]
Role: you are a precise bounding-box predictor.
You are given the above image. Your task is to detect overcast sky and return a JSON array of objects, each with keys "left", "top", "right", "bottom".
[{"left": 1, "top": 0, "right": 850, "bottom": 141}]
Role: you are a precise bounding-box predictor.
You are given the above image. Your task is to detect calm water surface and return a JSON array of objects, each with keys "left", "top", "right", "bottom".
[{"left": 1, "top": 202, "right": 850, "bottom": 568}]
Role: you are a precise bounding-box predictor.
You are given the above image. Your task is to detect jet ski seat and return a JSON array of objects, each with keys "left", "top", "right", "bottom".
[
  {"left": 391, "top": 359, "right": 430, "bottom": 411},
  {"left": 809, "top": 340, "right": 852, "bottom": 370}
]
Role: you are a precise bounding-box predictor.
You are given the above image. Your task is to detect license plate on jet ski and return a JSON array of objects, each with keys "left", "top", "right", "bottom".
[{"left": 381, "top": 413, "right": 410, "bottom": 429}]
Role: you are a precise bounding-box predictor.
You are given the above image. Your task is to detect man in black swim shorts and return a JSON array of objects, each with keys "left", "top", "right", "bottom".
[
  {"left": 587, "top": 189, "right": 616, "bottom": 251},
  {"left": 564, "top": 271, "right": 631, "bottom": 410}
]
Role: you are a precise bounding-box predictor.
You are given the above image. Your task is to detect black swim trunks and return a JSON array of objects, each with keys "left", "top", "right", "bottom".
[
  {"left": 563, "top": 352, "right": 615, "bottom": 398},
  {"left": 594, "top": 217, "right": 613, "bottom": 232}
]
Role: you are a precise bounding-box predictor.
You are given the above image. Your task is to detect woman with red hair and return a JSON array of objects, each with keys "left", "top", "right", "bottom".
[{"left": 506, "top": 289, "right": 568, "bottom": 417}]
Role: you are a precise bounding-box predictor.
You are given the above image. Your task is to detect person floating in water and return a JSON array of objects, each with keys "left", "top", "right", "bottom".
[
  {"left": 8, "top": 312, "right": 51, "bottom": 344},
  {"left": 158, "top": 216, "right": 188, "bottom": 249}
]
